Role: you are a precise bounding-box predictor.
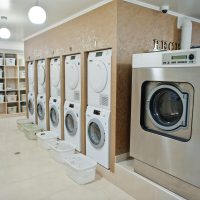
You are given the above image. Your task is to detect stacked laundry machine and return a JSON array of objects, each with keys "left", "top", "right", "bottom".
[
  {"left": 86, "top": 49, "right": 112, "bottom": 169},
  {"left": 49, "top": 58, "right": 61, "bottom": 138},
  {"left": 64, "top": 54, "right": 81, "bottom": 151},
  {"left": 36, "top": 59, "right": 47, "bottom": 130},
  {"left": 28, "top": 61, "right": 35, "bottom": 123}
]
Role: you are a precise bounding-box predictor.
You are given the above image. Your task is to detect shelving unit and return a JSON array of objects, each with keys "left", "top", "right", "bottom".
[{"left": 0, "top": 52, "right": 26, "bottom": 116}]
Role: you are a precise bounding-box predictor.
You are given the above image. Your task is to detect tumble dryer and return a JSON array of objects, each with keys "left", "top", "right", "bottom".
[
  {"left": 37, "top": 59, "right": 46, "bottom": 94},
  {"left": 65, "top": 54, "right": 81, "bottom": 102},
  {"left": 28, "top": 61, "right": 34, "bottom": 92},
  {"left": 86, "top": 106, "right": 110, "bottom": 169},
  {"left": 28, "top": 92, "right": 35, "bottom": 123},
  {"left": 88, "top": 49, "right": 112, "bottom": 109},
  {"left": 64, "top": 101, "right": 81, "bottom": 151},
  {"left": 37, "top": 95, "right": 47, "bottom": 130},
  {"left": 49, "top": 97, "right": 61, "bottom": 138},
  {"left": 130, "top": 49, "right": 200, "bottom": 199},
  {"left": 50, "top": 58, "right": 60, "bottom": 97}
]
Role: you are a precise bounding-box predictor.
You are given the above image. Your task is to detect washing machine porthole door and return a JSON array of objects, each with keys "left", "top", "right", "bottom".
[
  {"left": 88, "top": 119, "right": 105, "bottom": 149},
  {"left": 65, "top": 111, "right": 78, "bottom": 136},
  {"left": 89, "top": 60, "right": 108, "bottom": 93},
  {"left": 67, "top": 63, "right": 79, "bottom": 90},
  {"left": 37, "top": 102, "right": 45, "bottom": 120},
  {"left": 28, "top": 99, "right": 34, "bottom": 115},
  {"left": 147, "top": 85, "right": 188, "bottom": 131},
  {"left": 38, "top": 65, "right": 45, "bottom": 86},
  {"left": 50, "top": 107, "right": 59, "bottom": 127}
]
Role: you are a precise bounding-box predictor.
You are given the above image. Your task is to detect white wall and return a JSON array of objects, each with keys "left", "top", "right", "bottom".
[{"left": 0, "top": 40, "right": 24, "bottom": 52}]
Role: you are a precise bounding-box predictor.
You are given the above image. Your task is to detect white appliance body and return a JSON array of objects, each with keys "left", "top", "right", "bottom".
[
  {"left": 37, "top": 59, "right": 46, "bottom": 94},
  {"left": 49, "top": 97, "right": 61, "bottom": 139},
  {"left": 86, "top": 106, "right": 110, "bottom": 169},
  {"left": 28, "top": 92, "right": 35, "bottom": 123},
  {"left": 64, "top": 101, "right": 81, "bottom": 151},
  {"left": 88, "top": 49, "right": 112, "bottom": 109},
  {"left": 28, "top": 61, "right": 34, "bottom": 92},
  {"left": 65, "top": 54, "right": 81, "bottom": 103},
  {"left": 50, "top": 58, "right": 60, "bottom": 97},
  {"left": 37, "top": 94, "right": 47, "bottom": 130}
]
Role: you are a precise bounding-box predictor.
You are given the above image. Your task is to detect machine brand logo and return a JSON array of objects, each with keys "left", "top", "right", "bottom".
[{"left": 153, "top": 39, "right": 180, "bottom": 51}]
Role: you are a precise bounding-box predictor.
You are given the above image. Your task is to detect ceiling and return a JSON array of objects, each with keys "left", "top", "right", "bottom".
[
  {"left": 0, "top": 0, "right": 200, "bottom": 43},
  {"left": 0, "top": 0, "right": 107, "bottom": 42},
  {"left": 127, "top": 0, "right": 200, "bottom": 20}
]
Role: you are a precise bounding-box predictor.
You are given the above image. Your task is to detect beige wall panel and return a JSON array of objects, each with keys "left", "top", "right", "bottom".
[{"left": 192, "top": 22, "right": 200, "bottom": 46}]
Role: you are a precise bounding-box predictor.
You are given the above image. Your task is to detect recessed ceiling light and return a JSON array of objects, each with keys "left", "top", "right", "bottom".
[
  {"left": 0, "top": 27, "right": 11, "bottom": 39},
  {"left": 28, "top": 6, "right": 46, "bottom": 24}
]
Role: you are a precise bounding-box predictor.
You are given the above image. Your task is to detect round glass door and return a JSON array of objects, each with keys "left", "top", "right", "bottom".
[
  {"left": 147, "top": 85, "right": 188, "bottom": 131},
  {"left": 89, "top": 60, "right": 108, "bottom": 93},
  {"left": 65, "top": 111, "right": 77, "bottom": 136},
  {"left": 50, "top": 107, "right": 59, "bottom": 127},
  {"left": 88, "top": 119, "right": 105, "bottom": 149},
  {"left": 37, "top": 102, "right": 45, "bottom": 120},
  {"left": 67, "top": 63, "right": 79, "bottom": 90},
  {"left": 28, "top": 99, "right": 34, "bottom": 115}
]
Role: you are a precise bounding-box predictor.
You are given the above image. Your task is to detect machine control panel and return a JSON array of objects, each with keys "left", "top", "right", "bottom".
[{"left": 162, "top": 51, "right": 197, "bottom": 65}]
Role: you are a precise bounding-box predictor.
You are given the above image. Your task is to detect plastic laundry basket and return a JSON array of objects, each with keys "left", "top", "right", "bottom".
[
  {"left": 23, "top": 123, "right": 42, "bottom": 140},
  {"left": 49, "top": 140, "right": 75, "bottom": 163},
  {"left": 36, "top": 131, "right": 58, "bottom": 150},
  {"left": 0, "top": 95, "right": 4, "bottom": 103},
  {"left": 17, "top": 118, "right": 32, "bottom": 132},
  {"left": 0, "top": 69, "right": 3, "bottom": 78},
  {"left": 64, "top": 154, "right": 97, "bottom": 184}
]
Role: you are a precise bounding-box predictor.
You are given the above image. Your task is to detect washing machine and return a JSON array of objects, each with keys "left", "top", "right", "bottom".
[
  {"left": 37, "top": 59, "right": 46, "bottom": 94},
  {"left": 64, "top": 101, "right": 81, "bottom": 151},
  {"left": 86, "top": 106, "right": 110, "bottom": 169},
  {"left": 28, "top": 92, "right": 35, "bottom": 123},
  {"left": 49, "top": 97, "right": 61, "bottom": 138},
  {"left": 37, "top": 95, "right": 47, "bottom": 130},
  {"left": 50, "top": 58, "right": 60, "bottom": 97},
  {"left": 65, "top": 54, "right": 81, "bottom": 102},
  {"left": 28, "top": 61, "right": 34, "bottom": 92},
  {"left": 88, "top": 49, "right": 112, "bottom": 109},
  {"left": 130, "top": 49, "right": 200, "bottom": 199}
]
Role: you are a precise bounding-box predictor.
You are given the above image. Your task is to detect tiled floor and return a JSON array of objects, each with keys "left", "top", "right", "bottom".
[{"left": 0, "top": 117, "right": 135, "bottom": 200}]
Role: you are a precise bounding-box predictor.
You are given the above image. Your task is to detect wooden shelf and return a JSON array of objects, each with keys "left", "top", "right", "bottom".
[{"left": 0, "top": 51, "right": 26, "bottom": 117}]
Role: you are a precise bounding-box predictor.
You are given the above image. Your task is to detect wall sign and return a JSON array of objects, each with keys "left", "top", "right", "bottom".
[{"left": 153, "top": 39, "right": 180, "bottom": 51}]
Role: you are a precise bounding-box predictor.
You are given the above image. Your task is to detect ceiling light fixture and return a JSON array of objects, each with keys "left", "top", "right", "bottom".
[
  {"left": 28, "top": 3, "right": 46, "bottom": 25},
  {"left": 0, "top": 16, "right": 11, "bottom": 39}
]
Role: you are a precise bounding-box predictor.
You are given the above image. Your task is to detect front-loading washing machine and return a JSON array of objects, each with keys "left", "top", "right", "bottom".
[
  {"left": 37, "top": 95, "right": 47, "bottom": 130},
  {"left": 65, "top": 54, "right": 81, "bottom": 102},
  {"left": 130, "top": 49, "right": 200, "bottom": 200},
  {"left": 28, "top": 92, "right": 35, "bottom": 123},
  {"left": 64, "top": 101, "right": 81, "bottom": 151},
  {"left": 88, "top": 49, "right": 112, "bottom": 109},
  {"left": 50, "top": 58, "right": 60, "bottom": 97},
  {"left": 86, "top": 106, "right": 110, "bottom": 169},
  {"left": 28, "top": 61, "right": 34, "bottom": 92},
  {"left": 49, "top": 97, "right": 61, "bottom": 138},
  {"left": 37, "top": 59, "right": 46, "bottom": 94}
]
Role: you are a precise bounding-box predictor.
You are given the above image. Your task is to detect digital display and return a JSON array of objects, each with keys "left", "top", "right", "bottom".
[
  {"left": 96, "top": 52, "right": 103, "bottom": 57},
  {"left": 71, "top": 56, "right": 75, "bottom": 60},
  {"left": 172, "top": 55, "right": 187, "bottom": 60},
  {"left": 94, "top": 110, "right": 100, "bottom": 115}
]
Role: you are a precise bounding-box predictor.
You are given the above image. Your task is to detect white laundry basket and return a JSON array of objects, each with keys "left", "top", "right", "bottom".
[
  {"left": 36, "top": 131, "right": 58, "bottom": 150},
  {"left": 0, "top": 94, "right": 4, "bottom": 103},
  {"left": 64, "top": 154, "right": 97, "bottom": 184},
  {"left": 0, "top": 58, "right": 3, "bottom": 66},
  {"left": 21, "top": 105, "right": 26, "bottom": 113},
  {"left": 21, "top": 94, "right": 26, "bottom": 102},
  {"left": 23, "top": 124, "right": 42, "bottom": 140},
  {"left": 0, "top": 69, "right": 3, "bottom": 78},
  {"left": 49, "top": 140, "right": 75, "bottom": 163},
  {"left": 7, "top": 94, "right": 17, "bottom": 102},
  {"left": 5, "top": 58, "right": 16, "bottom": 66},
  {"left": 7, "top": 106, "right": 17, "bottom": 114},
  {"left": 0, "top": 83, "right": 4, "bottom": 91}
]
